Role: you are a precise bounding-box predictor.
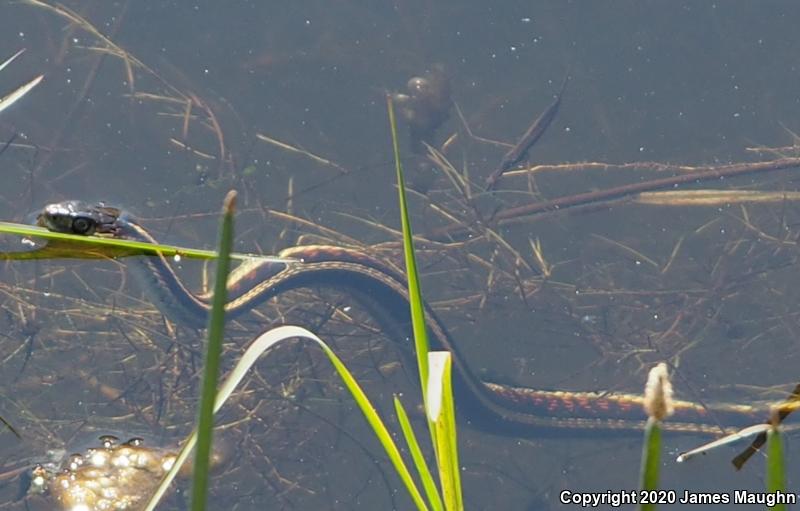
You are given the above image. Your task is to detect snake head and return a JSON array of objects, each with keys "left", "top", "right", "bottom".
[{"left": 36, "top": 200, "right": 123, "bottom": 236}]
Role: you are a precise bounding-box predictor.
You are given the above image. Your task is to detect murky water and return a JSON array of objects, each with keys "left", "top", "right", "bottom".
[{"left": 2, "top": 1, "right": 800, "bottom": 509}]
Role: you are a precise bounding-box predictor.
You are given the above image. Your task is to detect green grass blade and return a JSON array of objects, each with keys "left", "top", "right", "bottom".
[
  {"left": 387, "top": 93, "right": 463, "bottom": 508},
  {"left": 191, "top": 191, "right": 237, "bottom": 511},
  {"left": 0, "top": 220, "right": 285, "bottom": 263},
  {"left": 426, "top": 352, "right": 463, "bottom": 511},
  {"left": 386, "top": 95, "right": 430, "bottom": 392},
  {"left": 318, "top": 334, "right": 429, "bottom": 510},
  {"left": 394, "top": 396, "right": 444, "bottom": 511},
  {"left": 766, "top": 426, "right": 787, "bottom": 511},
  {"left": 638, "top": 417, "right": 662, "bottom": 511},
  {"left": 145, "top": 325, "right": 430, "bottom": 511}
]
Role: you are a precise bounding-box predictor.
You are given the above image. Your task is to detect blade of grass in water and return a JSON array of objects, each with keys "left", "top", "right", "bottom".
[
  {"left": 395, "top": 397, "right": 444, "bottom": 511},
  {"left": 766, "top": 426, "right": 787, "bottom": 511},
  {"left": 144, "top": 325, "right": 430, "bottom": 511},
  {"left": 639, "top": 363, "right": 672, "bottom": 511},
  {"left": 639, "top": 418, "right": 661, "bottom": 511},
  {"left": 191, "top": 190, "right": 237, "bottom": 511},
  {"left": 0, "top": 220, "right": 290, "bottom": 263},
  {"left": 427, "top": 352, "right": 463, "bottom": 511},
  {"left": 387, "top": 94, "right": 463, "bottom": 509},
  {"left": 386, "top": 94, "right": 430, "bottom": 391}
]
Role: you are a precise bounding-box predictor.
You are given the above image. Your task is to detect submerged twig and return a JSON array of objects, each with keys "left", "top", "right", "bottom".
[
  {"left": 256, "top": 133, "right": 349, "bottom": 174},
  {"left": 430, "top": 157, "right": 800, "bottom": 241},
  {"left": 485, "top": 75, "right": 568, "bottom": 190}
]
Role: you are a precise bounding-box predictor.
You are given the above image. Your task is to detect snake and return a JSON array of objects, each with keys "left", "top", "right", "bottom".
[{"left": 35, "top": 200, "right": 767, "bottom": 437}]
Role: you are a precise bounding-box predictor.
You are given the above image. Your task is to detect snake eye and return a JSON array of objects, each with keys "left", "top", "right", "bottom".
[{"left": 71, "top": 216, "right": 96, "bottom": 235}]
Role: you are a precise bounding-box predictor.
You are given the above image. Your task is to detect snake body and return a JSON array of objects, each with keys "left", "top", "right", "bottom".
[{"left": 37, "top": 201, "right": 766, "bottom": 436}]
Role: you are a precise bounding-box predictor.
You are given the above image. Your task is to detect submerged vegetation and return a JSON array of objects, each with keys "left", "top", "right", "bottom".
[{"left": 2, "top": 2, "right": 800, "bottom": 510}]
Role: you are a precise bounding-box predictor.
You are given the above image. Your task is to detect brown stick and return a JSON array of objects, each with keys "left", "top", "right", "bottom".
[
  {"left": 485, "top": 76, "right": 568, "bottom": 190},
  {"left": 429, "top": 157, "right": 800, "bottom": 241}
]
